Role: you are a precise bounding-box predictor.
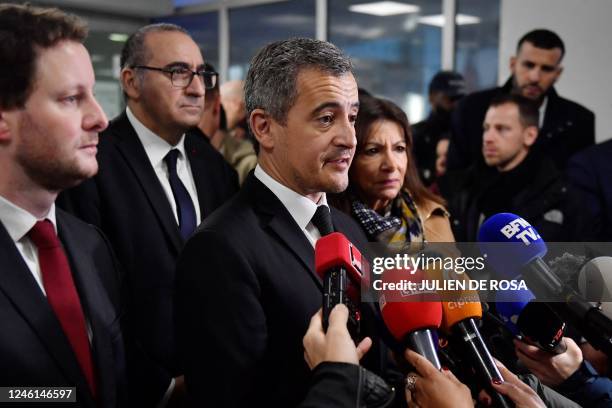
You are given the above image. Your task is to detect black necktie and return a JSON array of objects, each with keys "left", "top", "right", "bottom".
[
  {"left": 311, "top": 205, "right": 334, "bottom": 237},
  {"left": 164, "top": 149, "right": 197, "bottom": 240}
]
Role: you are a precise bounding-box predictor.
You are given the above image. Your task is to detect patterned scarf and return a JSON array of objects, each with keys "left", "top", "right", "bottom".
[{"left": 352, "top": 190, "right": 425, "bottom": 246}]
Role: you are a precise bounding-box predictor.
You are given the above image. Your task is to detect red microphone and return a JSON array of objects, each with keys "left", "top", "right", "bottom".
[
  {"left": 315, "top": 232, "right": 368, "bottom": 338},
  {"left": 379, "top": 268, "right": 442, "bottom": 370}
]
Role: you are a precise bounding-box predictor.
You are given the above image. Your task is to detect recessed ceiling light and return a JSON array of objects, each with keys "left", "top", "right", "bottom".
[
  {"left": 349, "top": 1, "right": 420, "bottom": 17},
  {"left": 418, "top": 13, "right": 481, "bottom": 27},
  {"left": 108, "top": 33, "right": 129, "bottom": 42}
]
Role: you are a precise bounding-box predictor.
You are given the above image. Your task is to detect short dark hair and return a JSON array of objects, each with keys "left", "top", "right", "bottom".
[
  {"left": 489, "top": 93, "right": 539, "bottom": 128},
  {"left": 120, "top": 23, "right": 189, "bottom": 69},
  {"left": 244, "top": 38, "right": 353, "bottom": 126},
  {"left": 0, "top": 3, "right": 88, "bottom": 109},
  {"left": 517, "top": 29, "right": 565, "bottom": 61}
]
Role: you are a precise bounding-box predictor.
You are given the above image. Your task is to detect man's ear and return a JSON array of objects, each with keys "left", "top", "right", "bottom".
[
  {"left": 523, "top": 125, "right": 538, "bottom": 147},
  {"left": 0, "top": 111, "right": 15, "bottom": 143},
  {"left": 249, "top": 109, "right": 276, "bottom": 150},
  {"left": 509, "top": 56, "right": 517, "bottom": 74},
  {"left": 121, "top": 68, "right": 141, "bottom": 100},
  {"left": 554, "top": 65, "right": 564, "bottom": 83}
]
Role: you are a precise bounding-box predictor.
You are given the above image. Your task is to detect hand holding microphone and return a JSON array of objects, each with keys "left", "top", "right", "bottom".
[
  {"left": 485, "top": 360, "right": 546, "bottom": 408},
  {"left": 315, "top": 232, "right": 367, "bottom": 338},
  {"left": 514, "top": 337, "right": 583, "bottom": 387},
  {"left": 495, "top": 288, "right": 567, "bottom": 354},
  {"left": 403, "top": 348, "right": 473, "bottom": 408},
  {"left": 441, "top": 298, "right": 514, "bottom": 408},
  {"left": 303, "top": 305, "right": 372, "bottom": 370}
]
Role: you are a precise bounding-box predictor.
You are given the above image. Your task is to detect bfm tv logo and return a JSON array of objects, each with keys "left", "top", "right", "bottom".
[{"left": 500, "top": 217, "right": 541, "bottom": 245}]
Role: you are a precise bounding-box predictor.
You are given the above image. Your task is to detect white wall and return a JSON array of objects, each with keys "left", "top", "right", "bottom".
[{"left": 500, "top": 0, "right": 612, "bottom": 142}]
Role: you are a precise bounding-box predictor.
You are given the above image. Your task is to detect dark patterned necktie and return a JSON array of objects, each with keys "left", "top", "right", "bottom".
[{"left": 164, "top": 149, "right": 197, "bottom": 240}]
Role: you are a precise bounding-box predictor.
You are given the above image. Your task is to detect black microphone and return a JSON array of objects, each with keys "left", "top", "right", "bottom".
[
  {"left": 441, "top": 297, "right": 513, "bottom": 408},
  {"left": 518, "top": 302, "right": 567, "bottom": 354}
]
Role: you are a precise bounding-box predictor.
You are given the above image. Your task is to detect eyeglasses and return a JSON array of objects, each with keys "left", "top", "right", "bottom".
[{"left": 132, "top": 65, "right": 218, "bottom": 90}]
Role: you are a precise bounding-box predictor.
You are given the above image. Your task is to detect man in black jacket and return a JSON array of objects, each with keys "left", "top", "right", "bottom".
[
  {"left": 175, "top": 38, "right": 396, "bottom": 407},
  {"left": 58, "top": 23, "right": 239, "bottom": 406},
  {"left": 412, "top": 71, "right": 466, "bottom": 186},
  {"left": 447, "top": 29, "right": 594, "bottom": 172},
  {"left": 567, "top": 139, "right": 612, "bottom": 241},
  {"left": 0, "top": 4, "right": 126, "bottom": 406},
  {"left": 448, "top": 94, "right": 592, "bottom": 242}
]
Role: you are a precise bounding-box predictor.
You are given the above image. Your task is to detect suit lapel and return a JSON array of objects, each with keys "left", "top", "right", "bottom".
[
  {"left": 0, "top": 222, "right": 95, "bottom": 405},
  {"left": 539, "top": 88, "right": 564, "bottom": 140},
  {"left": 57, "top": 212, "right": 117, "bottom": 407},
  {"left": 185, "top": 133, "right": 215, "bottom": 218},
  {"left": 111, "top": 113, "right": 183, "bottom": 252},
  {"left": 244, "top": 175, "right": 322, "bottom": 290}
]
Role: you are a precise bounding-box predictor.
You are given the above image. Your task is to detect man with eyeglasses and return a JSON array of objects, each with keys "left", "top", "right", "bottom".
[{"left": 59, "top": 23, "right": 238, "bottom": 407}]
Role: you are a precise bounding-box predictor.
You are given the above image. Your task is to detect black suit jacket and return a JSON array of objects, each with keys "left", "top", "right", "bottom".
[
  {"left": 175, "top": 174, "right": 388, "bottom": 407},
  {"left": 568, "top": 139, "right": 612, "bottom": 241},
  {"left": 447, "top": 78, "right": 595, "bottom": 171},
  {"left": 0, "top": 209, "right": 126, "bottom": 408},
  {"left": 58, "top": 112, "right": 239, "bottom": 405}
]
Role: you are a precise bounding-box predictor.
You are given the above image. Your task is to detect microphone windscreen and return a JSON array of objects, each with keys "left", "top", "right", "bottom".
[
  {"left": 478, "top": 213, "right": 547, "bottom": 278},
  {"left": 379, "top": 268, "right": 442, "bottom": 341},
  {"left": 578, "top": 257, "right": 612, "bottom": 302},
  {"left": 440, "top": 301, "right": 482, "bottom": 333},
  {"left": 315, "top": 232, "right": 364, "bottom": 285}
]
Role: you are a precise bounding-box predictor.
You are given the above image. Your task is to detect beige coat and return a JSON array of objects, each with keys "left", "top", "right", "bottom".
[{"left": 417, "top": 199, "right": 455, "bottom": 243}]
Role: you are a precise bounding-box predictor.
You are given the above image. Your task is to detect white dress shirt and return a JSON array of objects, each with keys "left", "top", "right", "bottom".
[
  {"left": 539, "top": 96, "right": 548, "bottom": 129},
  {"left": 0, "top": 195, "right": 57, "bottom": 295},
  {"left": 0, "top": 195, "right": 93, "bottom": 342},
  {"left": 254, "top": 164, "right": 330, "bottom": 247},
  {"left": 126, "top": 107, "right": 202, "bottom": 225}
]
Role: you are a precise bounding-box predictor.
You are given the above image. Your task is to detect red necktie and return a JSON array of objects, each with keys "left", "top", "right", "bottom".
[{"left": 29, "top": 220, "right": 97, "bottom": 397}]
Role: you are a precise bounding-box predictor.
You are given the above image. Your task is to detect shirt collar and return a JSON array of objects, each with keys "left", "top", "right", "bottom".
[
  {"left": 254, "top": 164, "right": 328, "bottom": 230},
  {"left": 539, "top": 96, "right": 548, "bottom": 128},
  {"left": 126, "top": 106, "right": 188, "bottom": 166},
  {"left": 0, "top": 195, "right": 57, "bottom": 242}
]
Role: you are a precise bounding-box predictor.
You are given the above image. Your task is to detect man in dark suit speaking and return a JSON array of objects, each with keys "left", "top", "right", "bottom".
[
  {"left": 175, "top": 38, "right": 387, "bottom": 407},
  {"left": 59, "top": 23, "right": 238, "bottom": 406},
  {"left": 0, "top": 4, "right": 126, "bottom": 406}
]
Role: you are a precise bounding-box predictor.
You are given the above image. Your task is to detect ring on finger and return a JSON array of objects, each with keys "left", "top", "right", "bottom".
[{"left": 405, "top": 373, "right": 418, "bottom": 392}]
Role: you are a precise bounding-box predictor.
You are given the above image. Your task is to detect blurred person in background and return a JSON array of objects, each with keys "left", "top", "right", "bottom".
[
  {"left": 411, "top": 71, "right": 466, "bottom": 186},
  {"left": 447, "top": 94, "right": 593, "bottom": 242},
  {"left": 220, "top": 79, "right": 249, "bottom": 141},
  {"left": 195, "top": 63, "right": 256, "bottom": 184},
  {"left": 567, "top": 138, "right": 612, "bottom": 242},
  {"left": 447, "top": 29, "right": 594, "bottom": 173}
]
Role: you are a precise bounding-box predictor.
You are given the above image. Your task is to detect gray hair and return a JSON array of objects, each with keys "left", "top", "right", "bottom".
[
  {"left": 120, "top": 23, "right": 189, "bottom": 69},
  {"left": 244, "top": 38, "right": 353, "bottom": 125}
]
